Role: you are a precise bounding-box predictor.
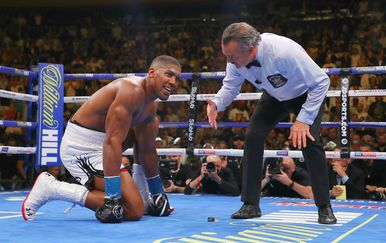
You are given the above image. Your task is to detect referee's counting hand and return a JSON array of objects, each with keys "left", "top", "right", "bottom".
[{"left": 206, "top": 99, "right": 218, "bottom": 129}]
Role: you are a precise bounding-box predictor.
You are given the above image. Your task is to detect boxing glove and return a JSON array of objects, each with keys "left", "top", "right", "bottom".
[
  {"left": 147, "top": 193, "right": 171, "bottom": 216},
  {"left": 95, "top": 197, "right": 124, "bottom": 223}
]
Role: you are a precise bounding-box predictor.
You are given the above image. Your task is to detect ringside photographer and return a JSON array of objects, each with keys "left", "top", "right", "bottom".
[
  {"left": 184, "top": 155, "right": 240, "bottom": 196},
  {"left": 159, "top": 154, "right": 193, "bottom": 193},
  {"left": 262, "top": 157, "right": 313, "bottom": 199}
]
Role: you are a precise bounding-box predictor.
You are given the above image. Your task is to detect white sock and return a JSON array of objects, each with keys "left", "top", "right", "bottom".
[
  {"left": 132, "top": 164, "right": 152, "bottom": 209},
  {"left": 51, "top": 179, "right": 88, "bottom": 206}
]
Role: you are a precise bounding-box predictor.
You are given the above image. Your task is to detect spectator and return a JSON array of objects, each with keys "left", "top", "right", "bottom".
[
  {"left": 164, "top": 105, "right": 179, "bottom": 122},
  {"left": 261, "top": 157, "right": 313, "bottom": 199},
  {"left": 0, "top": 138, "right": 26, "bottom": 190},
  {"left": 352, "top": 143, "right": 386, "bottom": 188},
  {"left": 184, "top": 155, "right": 240, "bottom": 196},
  {"left": 3, "top": 101, "right": 18, "bottom": 120},
  {"left": 351, "top": 133, "right": 362, "bottom": 151},
  {"left": 228, "top": 100, "right": 250, "bottom": 122},
  {"left": 368, "top": 96, "right": 385, "bottom": 121},
  {"left": 0, "top": 2, "right": 385, "bottom": 193},
  {"left": 175, "top": 102, "right": 189, "bottom": 121},
  {"left": 327, "top": 147, "right": 367, "bottom": 199},
  {"left": 326, "top": 128, "right": 339, "bottom": 145},
  {"left": 161, "top": 154, "right": 192, "bottom": 193},
  {"left": 155, "top": 137, "right": 166, "bottom": 148},
  {"left": 355, "top": 103, "right": 369, "bottom": 121},
  {"left": 375, "top": 130, "right": 385, "bottom": 152}
]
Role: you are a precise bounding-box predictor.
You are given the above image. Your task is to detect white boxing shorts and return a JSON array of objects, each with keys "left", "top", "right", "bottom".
[{"left": 60, "top": 121, "right": 105, "bottom": 186}]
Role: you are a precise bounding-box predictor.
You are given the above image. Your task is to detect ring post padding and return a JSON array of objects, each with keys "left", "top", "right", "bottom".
[
  {"left": 36, "top": 63, "right": 64, "bottom": 169},
  {"left": 26, "top": 69, "right": 36, "bottom": 182},
  {"left": 339, "top": 68, "right": 351, "bottom": 157},
  {"left": 186, "top": 73, "right": 200, "bottom": 156}
]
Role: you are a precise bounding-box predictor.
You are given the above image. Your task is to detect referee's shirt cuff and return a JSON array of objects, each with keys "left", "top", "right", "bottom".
[{"left": 212, "top": 98, "right": 223, "bottom": 112}]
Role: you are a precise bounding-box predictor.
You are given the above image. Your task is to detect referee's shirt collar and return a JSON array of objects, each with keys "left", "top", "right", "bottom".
[
  {"left": 244, "top": 40, "right": 264, "bottom": 69},
  {"left": 255, "top": 40, "right": 264, "bottom": 66}
]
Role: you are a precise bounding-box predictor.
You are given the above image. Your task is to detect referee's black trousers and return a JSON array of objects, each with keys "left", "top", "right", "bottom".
[{"left": 242, "top": 91, "right": 330, "bottom": 207}]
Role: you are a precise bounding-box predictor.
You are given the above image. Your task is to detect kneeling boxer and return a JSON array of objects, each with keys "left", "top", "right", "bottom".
[{"left": 22, "top": 55, "right": 181, "bottom": 223}]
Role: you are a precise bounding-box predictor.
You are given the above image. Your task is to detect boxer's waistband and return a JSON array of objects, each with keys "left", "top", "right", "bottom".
[{"left": 65, "top": 121, "right": 105, "bottom": 146}]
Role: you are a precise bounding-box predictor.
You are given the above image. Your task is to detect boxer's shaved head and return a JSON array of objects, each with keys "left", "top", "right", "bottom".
[{"left": 150, "top": 55, "right": 181, "bottom": 69}]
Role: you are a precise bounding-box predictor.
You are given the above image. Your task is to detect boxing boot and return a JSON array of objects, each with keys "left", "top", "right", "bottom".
[{"left": 22, "top": 172, "right": 88, "bottom": 221}]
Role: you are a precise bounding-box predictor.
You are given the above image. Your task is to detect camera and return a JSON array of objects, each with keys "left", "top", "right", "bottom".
[
  {"left": 162, "top": 179, "right": 171, "bottom": 188},
  {"left": 159, "top": 159, "right": 178, "bottom": 187},
  {"left": 368, "top": 191, "right": 385, "bottom": 201},
  {"left": 268, "top": 158, "right": 282, "bottom": 175},
  {"left": 206, "top": 162, "right": 216, "bottom": 173},
  {"left": 159, "top": 159, "right": 178, "bottom": 170}
]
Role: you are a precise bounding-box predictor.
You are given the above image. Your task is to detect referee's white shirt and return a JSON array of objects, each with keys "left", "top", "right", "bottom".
[{"left": 212, "top": 33, "right": 330, "bottom": 125}]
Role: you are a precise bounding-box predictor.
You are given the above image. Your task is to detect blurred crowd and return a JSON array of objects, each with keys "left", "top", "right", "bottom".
[{"left": 0, "top": 0, "right": 385, "bottom": 199}]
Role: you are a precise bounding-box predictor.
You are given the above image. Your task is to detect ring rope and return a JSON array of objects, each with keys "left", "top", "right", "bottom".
[
  {"left": 1, "top": 89, "right": 385, "bottom": 104},
  {"left": 0, "top": 146, "right": 36, "bottom": 154},
  {"left": 1, "top": 120, "right": 384, "bottom": 129},
  {"left": 1, "top": 146, "right": 385, "bottom": 160},
  {"left": 0, "top": 120, "right": 36, "bottom": 128},
  {"left": 62, "top": 66, "right": 385, "bottom": 80},
  {"left": 0, "top": 65, "right": 385, "bottom": 163},
  {"left": 64, "top": 90, "right": 386, "bottom": 103},
  {"left": 158, "top": 121, "right": 386, "bottom": 129},
  {"left": 0, "top": 89, "right": 38, "bottom": 102},
  {"left": 1, "top": 65, "right": 385, "bottom": 80},
  {"left": 0, "top": 65, "right": 37, "bottom": 78}
]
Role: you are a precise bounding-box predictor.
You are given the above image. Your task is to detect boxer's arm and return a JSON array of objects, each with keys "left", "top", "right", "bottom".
[
  {"left": 134, "top": 112, "right": 172, "bottom": 216},
  {"left": 134, "top": 115, "right": 159, "bottom": 177},
  {"left": 103, "top": 90, "right": 135, "bottom": 176}
]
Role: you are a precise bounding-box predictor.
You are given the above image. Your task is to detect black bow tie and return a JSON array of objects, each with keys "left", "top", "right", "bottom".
[{"left": 245, "top": 59, "right": 261, "bottom": 68}]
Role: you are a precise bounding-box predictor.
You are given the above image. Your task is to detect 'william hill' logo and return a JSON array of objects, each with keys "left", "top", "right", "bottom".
[
  {"left": 41, "top": 65, "right": 61, "bottom": 129},
  {"left": 38, "top": 64, "right": 63, "bottom": 166}
]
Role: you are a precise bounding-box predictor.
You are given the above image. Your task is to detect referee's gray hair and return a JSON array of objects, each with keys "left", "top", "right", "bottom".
[{"left": 222, "top": 22, "right": 261, "bottom": 52}]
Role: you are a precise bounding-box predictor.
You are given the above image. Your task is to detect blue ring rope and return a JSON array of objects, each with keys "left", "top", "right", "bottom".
[
  {"left": 2, "top": 65, "right": 383, "bottom": 80},
  {"left": 0, "top": 66, "right": 37, "bottom": 78},
  {"left": 1, "top": 120, "right": 385, "bottom": 129},
  {"left": 62, "top": 67, "right": 386, "bottom": 80}
]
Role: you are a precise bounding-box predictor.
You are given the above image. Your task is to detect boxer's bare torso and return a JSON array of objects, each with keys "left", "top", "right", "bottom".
[
  {"left": 72, "top": 77, "right": 157, "bottom": 132},
  {"left": 71, "top": 77, "right": 157, "bottom": 149},
  {"left": 70, "top": 63, "right": 181, "bottom": 177}
]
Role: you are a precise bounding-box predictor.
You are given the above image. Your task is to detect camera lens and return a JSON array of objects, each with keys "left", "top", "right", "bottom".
[
  {"left": 206, "top": 162, "right": 216, "bottom": 172},
  {"left": 268, "top": 158, "right": 282, "bottom": 174},
  {"left": 162, "top": 179, "right": 171, "bottom": 188}
]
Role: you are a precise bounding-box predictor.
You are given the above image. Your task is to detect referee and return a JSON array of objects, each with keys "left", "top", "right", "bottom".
[{"left": 206, "top": 22, "right": 336, "bottom": 224}]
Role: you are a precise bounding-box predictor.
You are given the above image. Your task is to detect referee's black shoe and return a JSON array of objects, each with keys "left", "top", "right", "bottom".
[
  {"left": 231, "top": 203, "right": 261, "bottom": 219},
  {"left": 318, "top": 204, "right": 337, "bottom": 224}
]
